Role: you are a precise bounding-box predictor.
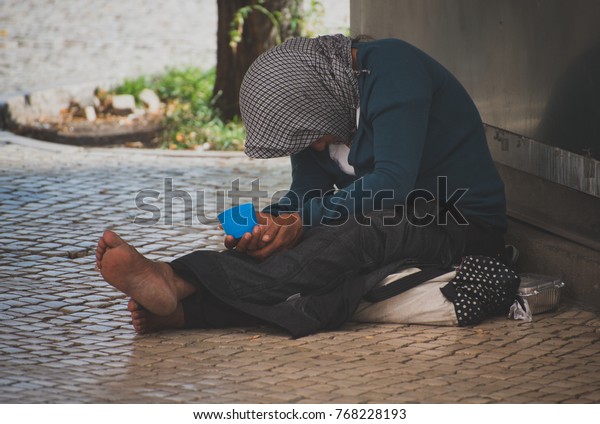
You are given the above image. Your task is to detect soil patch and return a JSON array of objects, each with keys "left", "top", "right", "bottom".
[
  {"left": 3, "top": 85, "right": 164, "bottom": 148},
  {"left": 15, "top": 113, "right": 163, "bottom": 147}
]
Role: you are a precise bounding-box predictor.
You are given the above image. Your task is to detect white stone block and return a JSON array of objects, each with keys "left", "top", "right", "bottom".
[
  {"left": 84, "top": 105, "right": 97, "bottom": 122},
  {"left": 111, "top": 94, "right": 136, "bottom": 113},
  {"left": 139, "top": 88, "right": 161, "bottom": 113}
]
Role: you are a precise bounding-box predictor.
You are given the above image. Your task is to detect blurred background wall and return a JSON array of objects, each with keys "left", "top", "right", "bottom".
[{"left": 0, "top": 0, "right": 349, "bottom": 95}]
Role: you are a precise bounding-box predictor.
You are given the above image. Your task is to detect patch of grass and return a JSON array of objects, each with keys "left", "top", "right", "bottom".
[
  {"left": 113, "top": 67, "right": 245, "bottom": 150},
  {"left": 113, "top": 75, "right": 149, "bottom": 104}
]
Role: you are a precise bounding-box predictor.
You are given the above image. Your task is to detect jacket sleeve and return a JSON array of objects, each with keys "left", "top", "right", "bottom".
[
  {"left": 262, "top": 148, "right": 336, "bottom": 224},
  {"left": 299, "top": 44, "right": 434, "bottom": 227}
]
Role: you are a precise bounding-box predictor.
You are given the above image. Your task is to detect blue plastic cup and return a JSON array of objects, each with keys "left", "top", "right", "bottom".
[{"left": 217, "top": 203, "right": 258, "bottom": 239}]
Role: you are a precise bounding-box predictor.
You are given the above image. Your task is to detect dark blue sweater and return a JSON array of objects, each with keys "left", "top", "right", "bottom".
[{"left": 267, "top": 39, "right": 506, "bottom": 230}]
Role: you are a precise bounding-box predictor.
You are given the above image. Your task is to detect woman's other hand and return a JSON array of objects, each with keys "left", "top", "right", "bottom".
[{"left": 249, "top": 212, "right": 303, "bottom": 261}]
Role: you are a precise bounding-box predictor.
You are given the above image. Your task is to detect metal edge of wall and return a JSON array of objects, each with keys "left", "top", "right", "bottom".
[
  {"left": 487, "top": 125, "right": 600, "bottom": 253},
  {"left": 486, "top": 125, "right": 599, "bottom": 198}
]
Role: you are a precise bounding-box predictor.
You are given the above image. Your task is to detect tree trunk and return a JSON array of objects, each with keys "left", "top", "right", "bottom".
[{"left": 213, "top": 0, "right": 302, "bottom": 121}]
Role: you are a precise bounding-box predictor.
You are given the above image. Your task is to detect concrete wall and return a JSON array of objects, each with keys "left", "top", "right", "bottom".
[{"left": 350, "top": 0, "right": 600, "bottom": 161}]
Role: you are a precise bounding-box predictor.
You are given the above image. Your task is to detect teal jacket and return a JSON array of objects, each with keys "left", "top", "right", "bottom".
[{"left": 266, "top": 39, "right": 506, "bottom": 230}]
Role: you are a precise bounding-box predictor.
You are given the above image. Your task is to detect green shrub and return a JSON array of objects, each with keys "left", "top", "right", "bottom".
[
  {"left": 113, "top": 76, "right": 149, "bottom": 105},
  {"left": 113, "top": 67, "right": 245, "bottom": 151}
]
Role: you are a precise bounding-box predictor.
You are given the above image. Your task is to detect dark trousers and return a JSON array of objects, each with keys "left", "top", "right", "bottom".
[{"left": 170, "top": 209, "right": 504, "bottom": 330}]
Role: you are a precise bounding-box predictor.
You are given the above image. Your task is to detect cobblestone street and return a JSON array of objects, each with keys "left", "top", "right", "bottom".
[
  {"left": 1, "top": 0, "right": 599, "bottom": 406},
  {"left": 1, "top": 133, "right": 599, "bottom": 403}
]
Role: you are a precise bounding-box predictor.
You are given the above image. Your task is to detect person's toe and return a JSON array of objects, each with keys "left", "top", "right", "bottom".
[
  {"left": 97, "top": 237, "right": 106, "bottom": 252},
  {"left": 132, "top": 321, "right": 144, "bottom": 333},
  {"left": 102, "top": 230, "right": 125, "bottom": 248},
  {"left": 127, "top": 298, "right": 138, "bottom": 312},
  {"left": 127, "top": 298, "right": 146, "bottom": 312},
  {"left": 131, "top": 313, "right": 146, "bottom": 331}
]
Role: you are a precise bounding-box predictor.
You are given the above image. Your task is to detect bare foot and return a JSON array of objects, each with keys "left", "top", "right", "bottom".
[
  {"left": 96, "top": 230, "right": 194, "bottom": 316},
  {"left": 127, "top": 299, "right": 185, "bottom": 334}
]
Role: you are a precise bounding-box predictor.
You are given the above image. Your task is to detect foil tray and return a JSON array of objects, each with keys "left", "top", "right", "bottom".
[{"left": 518, "top": 273, "right": 565, "bottom": 314}]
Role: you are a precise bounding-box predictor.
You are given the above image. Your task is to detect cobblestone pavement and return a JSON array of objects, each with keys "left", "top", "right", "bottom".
[
  {"left": 1, "top": 133, "right": 599, "bottom": 404},
  {"left": 0, "top": 0, "right": 349, "bottom": 95},
  {"left": 3, "top": 0, "right": 597, "bottom": 407}
]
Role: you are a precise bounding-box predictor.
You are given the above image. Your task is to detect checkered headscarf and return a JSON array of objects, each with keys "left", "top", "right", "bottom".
[{"left": 240, "top": 34, "right": 359, "bottom": 158}]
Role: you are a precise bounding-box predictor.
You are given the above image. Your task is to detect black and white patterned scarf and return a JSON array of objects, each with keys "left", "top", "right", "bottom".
[{"left": 239, "top": 34, "right": 359, "bottom": 158}]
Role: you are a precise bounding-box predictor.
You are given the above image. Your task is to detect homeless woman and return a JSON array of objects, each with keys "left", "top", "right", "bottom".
[{"left": 96, "top": 35, "right": 518, "bottom": 337}]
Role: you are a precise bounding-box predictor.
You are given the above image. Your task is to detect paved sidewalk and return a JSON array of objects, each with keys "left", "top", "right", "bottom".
[
  {"left": 3, "top": 0, "right": 596, "bottom": 406},
  {"left": 1, "top": 133, "right": 599, "bottom": 404}
]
